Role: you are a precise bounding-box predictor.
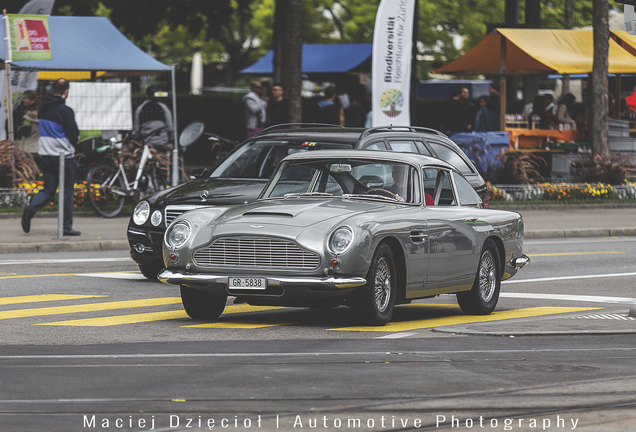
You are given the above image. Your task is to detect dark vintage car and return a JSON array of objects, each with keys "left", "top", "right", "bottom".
[
  {"left": 128, "top": 125, "right": 489, "bottom": 279},
  {"left": 158, "top": 150, "right": 528, "bottom": 325}
]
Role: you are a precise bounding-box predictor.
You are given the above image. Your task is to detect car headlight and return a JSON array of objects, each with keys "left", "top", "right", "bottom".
[
  {"left": 132, "top": 201, "right": 150, "bottom": 225},
  {"left": 165, "top": 221, "right": 192, "bottom": 250},
  {"left": 329, "top": 226, "right": 354, "bottom": 254},
  {"left": 150, "top": 210, "right": 162, "bottom": 226}
]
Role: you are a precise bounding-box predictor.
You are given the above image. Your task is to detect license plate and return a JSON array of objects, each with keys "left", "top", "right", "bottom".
[{"left": 228, "top": 277, "right": 267, "bottom": 289}]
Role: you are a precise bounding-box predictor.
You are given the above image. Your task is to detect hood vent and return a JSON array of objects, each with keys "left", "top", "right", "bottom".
[{"left": 242, "top": 211, "right": 293, "bottom": 218}]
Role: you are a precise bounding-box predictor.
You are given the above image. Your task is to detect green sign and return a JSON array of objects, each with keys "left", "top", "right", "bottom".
[{"left": 7, "top": 14, "right": 51, "bottom": 61}]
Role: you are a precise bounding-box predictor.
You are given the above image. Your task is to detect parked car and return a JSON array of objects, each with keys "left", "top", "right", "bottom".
[
  {"left": 158, "top": 150, "right": 528, "bottom": 325},
  {"left": 128, "top": 124, "right": 489, "bottom": 279}
]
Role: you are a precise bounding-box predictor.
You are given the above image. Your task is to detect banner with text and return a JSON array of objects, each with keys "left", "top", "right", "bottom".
[
  {"left": 0, "top": 70, "right": 39, "bottom": 140},
  {"left": 6, "top": 14, "right": 52, "bottom": 61},
  {"left": 371, "top": 0, "right": 415, "bottom": 127}
]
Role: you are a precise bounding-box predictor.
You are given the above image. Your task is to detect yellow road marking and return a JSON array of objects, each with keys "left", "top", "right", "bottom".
[
  {"left": 527, "top": 252, "right": 624, "bottom": 257},
  {"left": 0, "top": 297, "right": 181, "bottom": 320},
  {"left": 186, "top": 321, "right": 293, "bottom": 329},
  {"left": 329, "top": 306, "right": 601, "bottom": 332},
  {"left": 0, "top": 294, "right": 106, "bottom": 305},
  {"left": 0, "top": 271, "right": 140, "bottom": 280},
  {"left": 37, "top": 303, "right": 285, "bottom": 327},
  {"left": 39, "top": 310, "right": 188, "bottom": 326}
]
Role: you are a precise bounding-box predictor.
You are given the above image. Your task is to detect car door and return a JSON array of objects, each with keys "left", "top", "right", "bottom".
[{"left": 421, "top": 167, "right": 479, "bottom": 293}]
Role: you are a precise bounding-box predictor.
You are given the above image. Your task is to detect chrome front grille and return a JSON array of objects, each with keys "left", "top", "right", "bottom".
[
  {"left": 194, "top": 236, "right": 321, "bottom": 269},
  {"left": 164, "top": 205, "right": 204, "bottom": 227}
]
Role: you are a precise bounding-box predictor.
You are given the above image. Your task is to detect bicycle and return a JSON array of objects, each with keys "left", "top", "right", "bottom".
[{"left": 85, "top": 137, "right": 168, "bottom": 218}]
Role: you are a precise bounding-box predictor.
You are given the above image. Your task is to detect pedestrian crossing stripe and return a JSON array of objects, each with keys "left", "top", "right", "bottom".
[
  {"left": 0, "top": 294, "right": 106, "bottom": 305},
  {"left": 38, "top": 304, "right": 286, "bottom": 327},
  {"left": 0, "top": 297, "right": 181, "bottom": 320}
]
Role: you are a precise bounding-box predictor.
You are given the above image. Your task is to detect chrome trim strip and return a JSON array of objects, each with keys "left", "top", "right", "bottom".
[{"left": 158, "top": 269, "right": 366, "bottom": 290}]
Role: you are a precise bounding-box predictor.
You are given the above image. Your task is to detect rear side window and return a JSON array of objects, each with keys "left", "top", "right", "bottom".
[
  {"left": 454, "top": 173, "right": 482, "bottom": 206},
  {"left": 362, "top": 141, "right": 387, "bottom": 150},
  {"left": 427, "top": 142, "right": 474, "bottom": 175},
  {"left": 388, "top": 140, "right": 418, "bottom": 153}
]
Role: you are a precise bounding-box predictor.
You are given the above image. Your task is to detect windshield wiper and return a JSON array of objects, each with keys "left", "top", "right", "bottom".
[
  {"left": 284, "top": 192, "right": 334, "bottom": 198},
  {"left": 342, "top": 193, "right": 398, "bottom": 202}
]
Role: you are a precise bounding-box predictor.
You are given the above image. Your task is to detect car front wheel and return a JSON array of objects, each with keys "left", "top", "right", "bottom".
[
  {"left": 180, "top": 285, "right": 227, "bottom": 320},
  {"left": 457, "top": 239, "right": 501, "bottom": 315},
  {"left": 357, "top": 243, "right": 396, "bottom": 325}
]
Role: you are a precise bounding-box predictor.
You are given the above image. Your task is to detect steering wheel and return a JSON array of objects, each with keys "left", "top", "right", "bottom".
[{"left": 365, "top": 188, "right": 398, "bottom": 199}]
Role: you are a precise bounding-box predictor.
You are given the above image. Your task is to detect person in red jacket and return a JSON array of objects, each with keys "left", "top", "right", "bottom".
[{"left": 625, "top": 85, "right": 636, "bottom": 111}]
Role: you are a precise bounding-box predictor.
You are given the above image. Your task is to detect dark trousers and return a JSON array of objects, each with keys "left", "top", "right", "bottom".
[{"left": 29, "top": 155, "right": 77, "bottom": 232}]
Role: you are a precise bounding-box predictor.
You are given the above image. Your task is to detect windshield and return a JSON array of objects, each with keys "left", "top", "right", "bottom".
[
  {"left": 262, "top": 159, "right": 421, "bottom": 204},
  {"left": 209, "top": 140, "right": 352, "bottom": 179}
]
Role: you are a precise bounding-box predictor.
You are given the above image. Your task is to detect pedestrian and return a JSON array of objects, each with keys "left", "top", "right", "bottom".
[
  {"left": 316, "top": 85, "right": 340, "bottom": 125},
  {"left": 21, "top": 78, "right": 81, "bottom": 236},
  {"left": 555, "top": 93, "right": 577, "bottom": 130},
  {"left": 444, "top": 86, "right": 474, "bottom": 134},
  {"left": 265, "top": 83, "right": 290, "bottom": 127},
  {"left": 133, "top": 86, "right": 174, "bottom": 150},
  {"left": 344, "top": 86, "right": 368, "bottom": 127},
  {"left": 242, "top": 81, "right": 268, "bottom": 138},
  {"left": 474, "top": 93, "right": 500, "bottom": 132}
]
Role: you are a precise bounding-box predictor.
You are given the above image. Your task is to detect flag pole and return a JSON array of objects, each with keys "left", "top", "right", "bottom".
[{"left": 3, "top": 10, "right": 14, "bottom": 142}]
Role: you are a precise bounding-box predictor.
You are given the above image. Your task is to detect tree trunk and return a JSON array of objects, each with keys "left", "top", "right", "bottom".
[
  {"left": 591, "top": 0, "right": 610, "bottom": 158},
  {"left": 271, "top": 0, "right": 302, "bottom": 122},
  {"left": 284, "top": 0, "right": 302, "bottom": 123},
  {"left": 562, "top": 0, "right": 573, "bottom": 95},
  {"left": 523, "top": 0, "right": 541, "bottom": 104}
]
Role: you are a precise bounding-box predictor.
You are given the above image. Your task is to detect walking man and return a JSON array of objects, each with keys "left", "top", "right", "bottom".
[{"left": 22, "top": 78, "right": 81, "bottom": 236}]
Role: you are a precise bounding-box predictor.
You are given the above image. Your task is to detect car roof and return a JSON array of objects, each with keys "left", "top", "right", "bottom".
[
  {"left": 281, "top": 148, "right": 456, "bottom": 170},
  {"left": 253, "top": 125, "right": 454, "bottom": 147}
]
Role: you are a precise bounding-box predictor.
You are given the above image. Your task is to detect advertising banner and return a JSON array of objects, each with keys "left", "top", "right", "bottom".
[
  {"left": 371, "top": 0, "right": 416, "bottom": 127},
  {"left": 6, "top": 14, "right": 52, "bottom": 61}
]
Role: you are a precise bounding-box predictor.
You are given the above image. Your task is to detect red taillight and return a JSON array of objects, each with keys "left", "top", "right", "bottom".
[
  {"left": 169, "top": 253, "right": 177, "bottom": 261},
  {"left": 331, "top": 259, "right": 340, "bottom": 268}
]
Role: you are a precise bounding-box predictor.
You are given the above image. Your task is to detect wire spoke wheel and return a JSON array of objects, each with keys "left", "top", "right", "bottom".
[
  {"left": 478, "top": 250, "right": 497, "bottom": 303},
  {"left": 86, "top": 165, "right": 125, "bottom": 218},
  {"left": 374, "top": 257, "right": 392, "bottom": 313},
  {"left": 356, "top": 243, "right": 396, "bottom": 325},
  {"left": 457, "top": 239, "right": 501, "bottom": 315}
]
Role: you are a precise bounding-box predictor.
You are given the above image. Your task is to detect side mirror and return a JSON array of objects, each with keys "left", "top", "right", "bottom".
[{"left": 190, "top": 168, "right": 208, "bottom": 180}]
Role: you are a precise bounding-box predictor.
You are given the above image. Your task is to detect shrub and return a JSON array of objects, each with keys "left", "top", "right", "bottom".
[
  {"left": 0, "top": 140, "right": 39, "bottom": 187},
  {"left": 574, "top": 154, "right": 636, "bottom": 185},
  {"left": 492, "top": 151, "right": 546, "bottom": 184}
]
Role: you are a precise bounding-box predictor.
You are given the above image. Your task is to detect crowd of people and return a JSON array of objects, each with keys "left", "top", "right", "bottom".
[{"left": 240, "top": 81, "right": 372, "bottom": 138}]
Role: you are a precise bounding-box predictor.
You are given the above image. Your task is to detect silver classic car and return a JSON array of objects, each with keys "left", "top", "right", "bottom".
[{"left": 158, "top": 150, "right": 529, "bottom": 325}]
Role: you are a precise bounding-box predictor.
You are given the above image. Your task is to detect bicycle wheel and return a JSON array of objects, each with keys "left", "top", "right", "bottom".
[{"left": 86, "top": 164, "right": 126, "bottom": 218}]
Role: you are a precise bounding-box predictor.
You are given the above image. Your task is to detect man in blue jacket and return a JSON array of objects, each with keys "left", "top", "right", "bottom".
[{"left": 22, "top": 78, "right": 81, "bottom": 236}]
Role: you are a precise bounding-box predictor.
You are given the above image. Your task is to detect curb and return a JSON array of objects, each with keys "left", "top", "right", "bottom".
[
  {"left": 0, "top": 240, "right": 129, "bottom": 254},
  {"left": 525, "top": 228, "right": 636, "bottom": 238},
  {"left": 431, "top": 327, "right": 636, "bottom": 336}
]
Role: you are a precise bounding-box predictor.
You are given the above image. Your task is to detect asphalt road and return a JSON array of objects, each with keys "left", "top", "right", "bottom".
[{"left": 0, "top": 237, "right": 635, "bottom": 431}]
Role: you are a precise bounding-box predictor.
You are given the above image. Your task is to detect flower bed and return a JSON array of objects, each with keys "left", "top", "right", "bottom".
[
  {"left": 0, "top": 181, "right": 91, "bottom": 209},
  {"left": 489, "top": 182, "right": 636, "bottom": 204}
]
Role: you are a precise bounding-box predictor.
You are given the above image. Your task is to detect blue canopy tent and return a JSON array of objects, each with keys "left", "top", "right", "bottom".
[
  {"left": 1, "top": 15, "right": 181, "bottom": 183},
  {"left": 0, "top": 15, "right": 170, "bottom": 72},
  {"left": 240, "top": 43, "right": 373, "bottom": 79}
]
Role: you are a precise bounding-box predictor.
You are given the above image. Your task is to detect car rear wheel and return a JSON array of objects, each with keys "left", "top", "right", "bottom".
[
  {"left": 456, "top": 239, "right": 501, "bottom": 315},
  {"left": 357, "top": 243, "right": 396, "bottom": 325},
  {"left": 180, "top": 285, "right": 227, "bottom": 320}
]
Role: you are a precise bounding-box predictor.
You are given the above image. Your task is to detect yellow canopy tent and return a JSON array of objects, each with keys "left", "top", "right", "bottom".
[
  {"left": 434, "top": 28, "right": 636, "bottom": 76},
  {"left": 433, "top": 29, "right": 636, "bottom": 130}
]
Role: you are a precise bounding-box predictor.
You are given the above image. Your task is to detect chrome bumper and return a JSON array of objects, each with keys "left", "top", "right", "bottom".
[{"left": 157, "top": 269, "right": 367, "bottom": 290}]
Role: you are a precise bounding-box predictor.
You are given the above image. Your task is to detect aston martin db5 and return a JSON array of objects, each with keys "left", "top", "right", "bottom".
[{"left": 158, "top": 150, "right": 528, "bottom": 325}]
